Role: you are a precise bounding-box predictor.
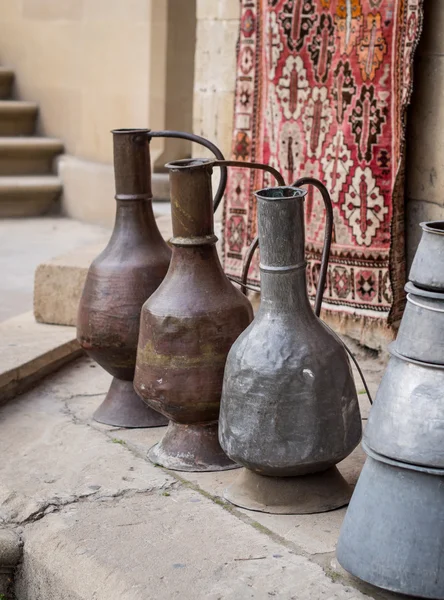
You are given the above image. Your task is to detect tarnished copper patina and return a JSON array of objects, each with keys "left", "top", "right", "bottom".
[
  {"left": 77, "top": 129, "right": 171, "bottom": 427},
  {"left": 134, "top": 158, "right": 254, "bottom": 471},
  {"left": 77, "top": 130, "right": 227, "bottom": 428}
]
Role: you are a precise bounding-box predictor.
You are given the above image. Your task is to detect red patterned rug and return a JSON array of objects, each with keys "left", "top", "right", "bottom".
[{"left": 223, "top": 0, "right": 423, "bottom": 336}]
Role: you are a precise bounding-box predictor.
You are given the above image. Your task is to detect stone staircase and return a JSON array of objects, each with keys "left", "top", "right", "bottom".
[{"left": 0, "top": 67, "right": 63, "bottom": 217}]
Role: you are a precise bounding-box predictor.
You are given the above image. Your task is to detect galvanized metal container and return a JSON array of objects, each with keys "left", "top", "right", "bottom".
[
  {"left": 337, "top": 444, "right": 444, "bottom": 599},
  {"left": 396, "top": 282, "right": 444, "bottom": 364},
  {"left": 364, "top": 344, "right": 444, "bottom": 468},
  {"left": 219, "top": 186, "right": 362, "bottom": 477},
  {"left": 410, "top": 221, "right": 444, "bottom": 292}
]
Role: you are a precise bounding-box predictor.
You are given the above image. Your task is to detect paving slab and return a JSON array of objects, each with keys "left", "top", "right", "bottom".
[{"left": 0, "top": 354, "right": 397, "bottom": 600}]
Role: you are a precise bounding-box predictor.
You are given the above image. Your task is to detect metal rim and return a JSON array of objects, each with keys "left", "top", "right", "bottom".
[
  {"left": 111, "top": 128, "right": 150, "bottom": 134},
  {"left": 420, "top": 220, "right": 444, "bottom": 236},
  {"left": 405, "top": 281, "right": 444, "bottom": 299},
  {"left": 363, "top": 441, "right": 444, "bottom": 476},
  {"left": 389, "top": 343, "right": 444, "bottom": 370},
  {"left": 254, "top": 185, "right": 307, "bottom": 201},
  {"left": 406, "top": 293, "right": 444, "bottom": 313},
  {"left": 165, "top": 157, "right": 213, "bottom": 170}
]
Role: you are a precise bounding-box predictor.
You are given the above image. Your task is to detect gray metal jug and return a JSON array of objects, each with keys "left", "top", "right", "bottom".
[{"left": 219, "top": 185, "right": 362, "bottom": 513}]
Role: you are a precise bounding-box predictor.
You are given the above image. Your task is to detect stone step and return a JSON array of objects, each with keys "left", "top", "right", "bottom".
[
  {"left": 0, "top": 311, "right": 81, "bottom": 404},
  {"left": 0, "top": 100, "right": 37, "bottom": 136},
  {"left": 0, "top": 175, "right": 62, "bottom": 217},
  {"left": 0, "top": 137, "right": 64, "bottom": 175},
  {"left": 0, "top": 67, "right": 14, "bottom": 100}
]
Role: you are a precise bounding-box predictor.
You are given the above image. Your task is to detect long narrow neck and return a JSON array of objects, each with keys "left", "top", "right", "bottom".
[
  {"left": 260, "top": 268, "right": 313, "bottom": 314},
  {"left": 168, "top": 161, "right": 215, "bottom": 243},
  {"left": 109, "top": 199, "right": 162, "bottom": 246},
  {"left": 257, "top": 191, "right": 313, "bottom": 316}
]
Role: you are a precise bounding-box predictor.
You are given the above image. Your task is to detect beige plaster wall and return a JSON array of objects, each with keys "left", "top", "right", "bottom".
[{"left": 0, "top": 0, "right": 196, "bottom": 226}]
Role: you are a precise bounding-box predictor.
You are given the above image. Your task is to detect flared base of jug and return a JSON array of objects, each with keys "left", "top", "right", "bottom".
[
  {"left": 93, "top": 377, "right": 168, "bottom": 428},
  {"left": 224, "top": 466, "right": 352, "bottom": 514},
  {"left": 148, "top": 421, "right": 240, "bottom": 472}
]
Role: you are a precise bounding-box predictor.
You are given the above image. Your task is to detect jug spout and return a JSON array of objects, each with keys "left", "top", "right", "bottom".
[{"left": 167, "top": 158, "right": 215, "bottom": 242}]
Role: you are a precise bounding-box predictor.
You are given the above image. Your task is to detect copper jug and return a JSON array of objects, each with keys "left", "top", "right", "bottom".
[
  {"left": 77, "top": 130, "right": 227, "bottom": 428},
  {"left": 134, "top": 158, "right": 254, "bottom": 471}
]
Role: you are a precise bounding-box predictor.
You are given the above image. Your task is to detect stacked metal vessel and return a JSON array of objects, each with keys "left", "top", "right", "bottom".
[{"left": 337, "top": 221, "right": 444, "bottom": 600}]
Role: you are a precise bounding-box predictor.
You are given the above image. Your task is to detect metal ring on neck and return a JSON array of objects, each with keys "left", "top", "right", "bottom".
[
  {"left": 259, "top": 260, "right": 307, "bottom": 273},
  {"left": 170, "top": 234, "right": 218, "bottom": 247},
  {"left": 363, "top": 441, "right": 444, "bottom": 476},
  {"left": 407, "top": 293, "right": 444, "bottom": 313},
  {"left": 115, "top": 193, "right": 152, "bottom": 201}
]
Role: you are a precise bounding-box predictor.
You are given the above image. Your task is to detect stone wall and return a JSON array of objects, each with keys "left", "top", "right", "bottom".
[
  {"left": 193, "top": 0, "right": 240, "bottom": 222},
  {"left": 406, "top": 0, "right": 444, "bottom": 266},
  {"left": 193, "top": 0, "right": 240, "bottom": 160},
  {"left": 0, "top": 0, "right": 196, "bottom": 226}
]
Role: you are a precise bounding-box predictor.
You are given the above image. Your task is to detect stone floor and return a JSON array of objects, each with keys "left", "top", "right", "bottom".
[{"left": 0, "top": 350, "right": 404, "bottom": 600}]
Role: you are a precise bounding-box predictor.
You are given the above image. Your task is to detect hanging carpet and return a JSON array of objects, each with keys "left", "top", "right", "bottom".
[{"left": 222, "top": 0, "right": 423, "bottom": 341}]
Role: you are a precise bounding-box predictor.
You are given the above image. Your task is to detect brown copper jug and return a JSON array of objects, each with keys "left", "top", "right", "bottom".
[
  {"left": 77, "top": 130, "right": 227, "bottom": 428},
  {"left": 134, "top": 158, "right": 254, "bottom": 471}
]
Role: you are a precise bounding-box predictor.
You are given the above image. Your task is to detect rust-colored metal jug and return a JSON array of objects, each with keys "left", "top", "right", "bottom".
[
  {"left": 77, "top": 130, "right": 226, "bottom": 428},
  {"left": 134, "top": 158, "right": 254, "bottom": 471}
]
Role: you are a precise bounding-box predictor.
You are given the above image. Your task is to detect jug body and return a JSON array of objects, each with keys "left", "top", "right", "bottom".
[
  {"left": 77, "top": 129, "right": 171, "bottom": 427},
  {"left": 135, "top": 158, "right": 253, "bottom": 471},
  {"left": 219, "top": 186, "right": 361, "bottom": 476}
]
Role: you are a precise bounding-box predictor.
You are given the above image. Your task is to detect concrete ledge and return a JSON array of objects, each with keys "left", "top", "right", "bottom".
[
  {"left": 34, "top": 215, "right": 173, "bottom": 327},
  {"left": 0, "top": 312, "right": 82, "bottom": 405},
  {"left": 34, "top": 242, "right": 107, "bottom": 327}
]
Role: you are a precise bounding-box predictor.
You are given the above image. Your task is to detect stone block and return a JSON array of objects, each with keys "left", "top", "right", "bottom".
[
  {"left": 0, "top": 529, "right": 22, "bottom": 598},
  {"left": 34, "top": 214, "right": 173, "bottom": 328},
  {"left": 22, "top": 0, "right": 83, "bottom": 21},
  {"left": 34, "top": 243, "right": 106, "bottom": 327},
  {"left": 0, "top": 312, "right": 81, "bottom": 404},
  {"left": 197, "top": 0, "right": 241, "bottom": 21}
]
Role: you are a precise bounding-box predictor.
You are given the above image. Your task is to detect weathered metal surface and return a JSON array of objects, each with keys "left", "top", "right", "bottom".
[
  {"left": 148, "top": 422, "right": 239, "bottom": 472},
  {"left": 364, "top": 344, "right": 444, "bottom": 468},
  {"left": 410, "top": 221, "right": 444, "bottom": 291},
  {"left": 93, "top": 378, "right": 166, "bottom": 428},
  {"left": 337, "top": 445, "right": 444, "bottom": 599},
  {"left": 77, "top": 128, "right": 171, "bottom": 428},
  {"left": 135, "top": 158, "right": 253, "bottom": 470},
  {"left": 224, "top": 467, "right": 351, "bottom": 515},
  {"left": 396, "top": 282, "right": 444, "bottom": 363},
  {"left": 219, "top": 186, "right": 361, "bottom": 484}
]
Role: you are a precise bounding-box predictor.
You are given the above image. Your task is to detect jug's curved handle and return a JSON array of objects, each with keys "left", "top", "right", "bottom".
[
  {"left": 211, "top": 160, "right": 285, "bottom": 296},
  {"left": 292, "top": 177, "right": 333, "bottom": 317},
  {"left": 147, "top": 130, "right": 227, "bottom": 212}
]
